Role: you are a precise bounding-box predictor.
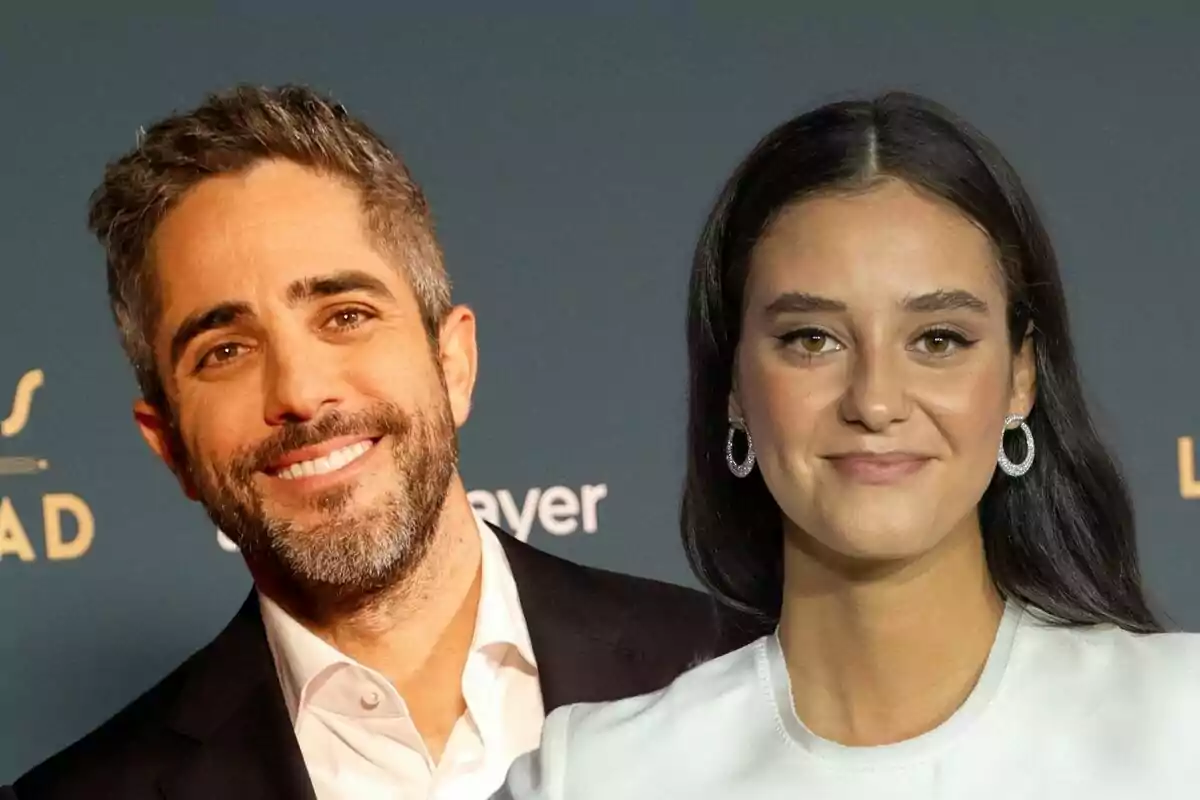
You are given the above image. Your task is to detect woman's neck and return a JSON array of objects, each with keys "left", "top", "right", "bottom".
[{"left": 776, "top": 520, "right": 1005, "bottom": 747}]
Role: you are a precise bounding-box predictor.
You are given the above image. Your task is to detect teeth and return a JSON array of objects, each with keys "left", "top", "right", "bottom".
[{"left": 277, "top": 440, "right": 373, "bottom": 480}]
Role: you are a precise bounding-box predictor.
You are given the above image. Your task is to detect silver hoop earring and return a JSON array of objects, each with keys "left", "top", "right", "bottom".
[
  {"left": 726, "top": 421, "right": 756, "bottom": 478},
  {"left": 997, "top": 414, "right": 1035, "bottom": 477}
]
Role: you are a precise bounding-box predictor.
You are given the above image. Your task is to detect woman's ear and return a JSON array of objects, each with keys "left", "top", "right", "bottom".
[{"left": 1009, "top": 330, "right": 1037, "bottom": 420}]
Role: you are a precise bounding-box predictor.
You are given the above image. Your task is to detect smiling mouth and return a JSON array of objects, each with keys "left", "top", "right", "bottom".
[{"left": 268, "top": 438, "right": 380, "bottom": 481}]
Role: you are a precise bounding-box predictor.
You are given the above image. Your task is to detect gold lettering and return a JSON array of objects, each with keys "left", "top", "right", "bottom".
[
  {"left": 0, "top": 497, "right": 37, "bottom": 561},
  {"left": 43, "top": 493, "right": 94, "bottom": 560},
  {"left": 1, "top": 368, "right": 44, "bottom": 438},
  {"left": 1180, "top": 437, "right": 1200, "bottom": 499}
]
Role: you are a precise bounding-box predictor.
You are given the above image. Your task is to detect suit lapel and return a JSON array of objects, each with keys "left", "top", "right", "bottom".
[
  {"left": 159, "top": 593, "right": 316, "bottom": 800},
  {"left": 494, "top": 525, "right": 641, "bottom": 711},
  {"left": 156, "top": 531, "right": 649, "bottom": 796}
]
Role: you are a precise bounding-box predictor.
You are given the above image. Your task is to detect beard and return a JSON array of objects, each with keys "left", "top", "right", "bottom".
[{"left": 172, "top": 395, "right": 458, "bottom": 608}]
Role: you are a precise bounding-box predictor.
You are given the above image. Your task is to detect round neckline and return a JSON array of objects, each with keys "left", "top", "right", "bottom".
[{"left": 763, "top": 600, "right": 1024, "bottom": 767}]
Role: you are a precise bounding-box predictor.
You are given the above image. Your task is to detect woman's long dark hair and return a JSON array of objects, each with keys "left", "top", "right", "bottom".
[{"left": 682, "top": 91, "right": 1161, "bottom": 633}]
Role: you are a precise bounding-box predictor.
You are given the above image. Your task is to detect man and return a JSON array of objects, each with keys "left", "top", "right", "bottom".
[{"left": 11, "top": 85, "right": 763, "bottom": 799}]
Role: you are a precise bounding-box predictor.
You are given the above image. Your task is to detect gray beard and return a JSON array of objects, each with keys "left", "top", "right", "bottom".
[{"left": 176, "top": 399, "right": 458, "bottom": 607}]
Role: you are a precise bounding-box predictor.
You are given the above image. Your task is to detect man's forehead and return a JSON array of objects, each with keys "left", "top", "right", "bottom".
[
  {"left": 151, "top": 161, "right": 369, "bottom": 257},
  {"left": 150, "top": 206, "right": 398, "bottom": 313},
  {"left": 143, "top": 161, "right": 425, "bottom": 346}
]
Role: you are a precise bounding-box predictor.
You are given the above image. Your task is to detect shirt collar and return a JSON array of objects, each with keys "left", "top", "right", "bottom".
[
  {"left": 259, "top": 509, "right": 537, "bottom": 722},
  {"left": 474, "top": 513, "right": 538, "bottom": 669}
]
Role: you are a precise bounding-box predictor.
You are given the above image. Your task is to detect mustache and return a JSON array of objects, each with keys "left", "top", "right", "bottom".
[{"left": 232, "top": 405, "right": 411, "bottom": 479}]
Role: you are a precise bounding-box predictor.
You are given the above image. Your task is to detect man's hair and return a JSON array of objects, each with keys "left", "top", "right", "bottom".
[{"left": 87, "top": 83, "right": 451, "bottom": 410}]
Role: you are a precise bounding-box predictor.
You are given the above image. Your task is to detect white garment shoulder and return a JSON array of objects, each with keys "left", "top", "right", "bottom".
[
  {"left": 497, "top": 610, "right": 1200, "bottom": 800},
  {"left": 1005, "top": 615, "right": 1200, "bottom": 754},
  {"left": 497, "top": 637, "right": 769, "bottom": 799}
]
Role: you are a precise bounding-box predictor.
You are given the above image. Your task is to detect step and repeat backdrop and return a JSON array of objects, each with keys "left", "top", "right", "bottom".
[{"left": 2, "top": 3, "right": 1198, "bottom": 780}]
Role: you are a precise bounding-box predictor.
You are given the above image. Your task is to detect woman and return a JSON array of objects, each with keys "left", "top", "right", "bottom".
[{"left": 496, "top": 91, "right": 1200, "bottom": 798}]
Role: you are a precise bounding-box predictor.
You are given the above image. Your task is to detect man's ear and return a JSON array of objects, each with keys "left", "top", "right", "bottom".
[
  {"left": 437, "top": 305, "right": 479, "bottom": 429},
  {"left": 133, "top": 399, "right": 198, "bottom": 501}
]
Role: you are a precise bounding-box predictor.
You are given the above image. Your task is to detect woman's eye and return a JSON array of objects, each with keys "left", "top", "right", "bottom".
[
  {"left": 781, "top": 328, "right": 842, "bottom": 355},
  {"left": 914, "top": 328, "right": 973, "bottom": 356}
]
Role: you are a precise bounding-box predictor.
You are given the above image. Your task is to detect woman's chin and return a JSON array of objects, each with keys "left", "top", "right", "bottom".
[{"left": 786, "top": 520, "right": 956, "bottom": 574}]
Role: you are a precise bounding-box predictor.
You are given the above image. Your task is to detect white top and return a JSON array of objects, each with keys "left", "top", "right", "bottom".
[
  {"left": 496, "top": 601, "right": 1200, "bottom": 799},
  {"left": 260, "top": 512, "right": 545, "bottom": 800}
]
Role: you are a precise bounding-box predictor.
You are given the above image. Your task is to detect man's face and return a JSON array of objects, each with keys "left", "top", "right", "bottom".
[{"left": 135, "top": 159, "right": 477, "bottom": 596}]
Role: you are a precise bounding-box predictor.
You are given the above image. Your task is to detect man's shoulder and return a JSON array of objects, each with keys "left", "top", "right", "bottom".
[
  {"left": 494, "top": 526, "right": 770, "bottom": 655},
  {"left": 13, "top": 596, "right": 267, "bottom": 798},
  {"left": 576, "top": 557, "right": 767, "bottom": 655},
  {"left": 13, "top": 649, "right": 201, "bottom": 797},
  {"left": 551, "top": 549, "right": 732, "bottom": 624}
]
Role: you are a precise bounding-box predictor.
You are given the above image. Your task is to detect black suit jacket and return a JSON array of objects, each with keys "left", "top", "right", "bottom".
[{"left": 11, "top": 526, "right": 766, "bottom": 799}]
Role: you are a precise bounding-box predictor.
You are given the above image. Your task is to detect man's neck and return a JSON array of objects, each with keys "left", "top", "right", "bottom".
[{"left": 257, "top": 479, "right": 484, "bottom": 761}]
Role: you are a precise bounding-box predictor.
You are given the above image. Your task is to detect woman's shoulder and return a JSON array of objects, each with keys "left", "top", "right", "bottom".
[
  {"left": 1019, "top": 613, "right": 1200, "bottom": 678},
  {"left": 499, "top": 636, "right": 775, "bottom": 799},
  {"left": 1010, "top": 612, "right": 1200, "bottom": 727},
  {"left": 568, "top": 633, "right": 771, "bottom": 739}
]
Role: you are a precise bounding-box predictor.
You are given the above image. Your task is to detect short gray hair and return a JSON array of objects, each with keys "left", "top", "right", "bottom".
[{"left": 87, "top": 83, "right": 451, "bottom": 409}]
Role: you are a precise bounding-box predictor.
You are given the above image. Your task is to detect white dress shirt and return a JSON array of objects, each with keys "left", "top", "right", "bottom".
[
  {"left": 260, "top": 512, "right": 545, "bottom": 800},
  {"left": 499, "top": 600, "right": 1200, "bottom": 799}
]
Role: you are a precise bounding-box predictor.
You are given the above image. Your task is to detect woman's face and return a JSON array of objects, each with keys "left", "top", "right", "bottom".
[{"left": 734, "top": 179, "right": 1035, "bottom": 566}]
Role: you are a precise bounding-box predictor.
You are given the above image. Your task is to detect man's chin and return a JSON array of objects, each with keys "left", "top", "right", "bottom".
[
  {"left": 260, "top": 508, "right": 348, "bottom": 536},
  {"left": 246, "top": 525, "right": 411, "bottom": 596}
]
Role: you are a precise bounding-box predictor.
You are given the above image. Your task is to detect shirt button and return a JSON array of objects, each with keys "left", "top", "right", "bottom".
[{"left": 361, "top": 689, "right": 381, "bottom": 710}]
